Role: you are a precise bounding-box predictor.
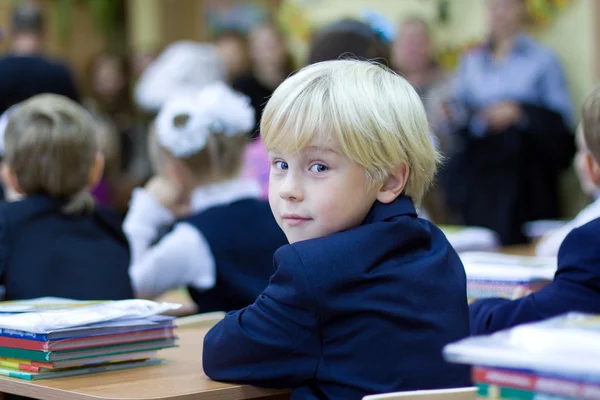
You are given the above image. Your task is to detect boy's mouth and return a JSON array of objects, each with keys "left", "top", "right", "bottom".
[{"left": 281, "top": 214, "right": 312, "bottom": 227}]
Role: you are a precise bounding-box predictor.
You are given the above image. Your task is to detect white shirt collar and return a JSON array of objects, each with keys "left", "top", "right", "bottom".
[{"left": 190, "top": 178, "right": 262, "bottom": 215}]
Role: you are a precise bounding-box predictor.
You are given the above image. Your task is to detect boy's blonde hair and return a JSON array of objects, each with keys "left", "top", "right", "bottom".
[
  {"left": 582, "top": 84, "right": 600, "bottom": 163},
  {"left": 4, "top": 94, "right": 99, "bottom": 214},
  {"left": 261, "top": 59, "right": 439, "bottom": 206},
  {"left": 149, "top": 122, "right": 247, "bottom": 182}
]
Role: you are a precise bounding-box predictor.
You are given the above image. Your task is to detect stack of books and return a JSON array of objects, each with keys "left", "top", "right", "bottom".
[
  {"left": 444, "top": 313, "right": 600, "bottom": 399},
  {"left": 439, "top": 225, "right": 500, "bottom": 252},
  {"left": 460, "top": 252, "right": 556, "bottom": 301},
  {"left": 0, "top": 298, "right": 180, "bottom": 380}
]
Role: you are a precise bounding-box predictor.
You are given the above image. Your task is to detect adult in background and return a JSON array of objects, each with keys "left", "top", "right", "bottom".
[
  {"left": 0, "top": 2, "right": 79, "bottom": 114},
  {"left": 232, "top": 22, "right": 295, "bottom": 137},
  {"left": 308, "top": 18, "right": 389, "bottom": 65},
  {"left": 392, "top": 16, "right": 452, "bottom": 223},
  {"left": 440, "top": 0, "right": 574, "bottom": 245}
]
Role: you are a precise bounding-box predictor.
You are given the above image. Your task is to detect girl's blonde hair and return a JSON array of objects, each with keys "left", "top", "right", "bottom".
[
  {"left": 149, "top": 121, "right": 247, "bottom": 183},
  {"left": 261, "top": 59, "right": 440, "bottom": 206},
  {"left": 4, "top": 94, "right": 99, "bottom": 214}
]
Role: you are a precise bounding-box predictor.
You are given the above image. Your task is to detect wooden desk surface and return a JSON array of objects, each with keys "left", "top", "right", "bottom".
[
  {"left": 498, "top": 244, "right": 536, "bottom": 256},
  {"left": 0, "top": 327, "right": 289, "bottom": 400}
]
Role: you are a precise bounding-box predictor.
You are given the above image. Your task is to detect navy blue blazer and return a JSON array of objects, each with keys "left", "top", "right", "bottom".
[
  {"left": 203, "top": 196, "right": 471, "bottom": 399},
  {"left": 0, "top": 195, "right": 133, "bottom": 301},
  {"left": 470, "top": 217, "right": 600, "bottom": 335}
]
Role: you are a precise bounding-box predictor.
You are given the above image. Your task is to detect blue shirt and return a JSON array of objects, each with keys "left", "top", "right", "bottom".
[{"left": 454, "top": 34, "right": 573, "bottom": 129}]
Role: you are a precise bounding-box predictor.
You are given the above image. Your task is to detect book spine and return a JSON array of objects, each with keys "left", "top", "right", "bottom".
[
  {"left": 0, "top": 329, "right": 47, "bottom": 342},
  {"left": 474, "top": 367, "right": 600, "bottom": 400},
  {"left": 477, "top": 384, "right": 574, "bottom": 400},
  {"left": 0, "top": 360, "right": 39, "bottom": 372},
  {"left": 0, "top": 337, "right": 46, "bottom": 351}
]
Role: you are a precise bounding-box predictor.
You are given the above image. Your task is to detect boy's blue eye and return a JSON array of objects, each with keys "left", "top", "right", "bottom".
[
  {"left": 275, "top": 161, "right": 288, "bottom": 170},
  {"left": 310, "top": 164, "right": 328, "bottom": 173}
]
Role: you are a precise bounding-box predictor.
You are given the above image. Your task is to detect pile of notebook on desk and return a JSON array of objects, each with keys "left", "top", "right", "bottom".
[
  {"left": 439, "top": 225, "right": 500, "bottom": 252},
  {"left": 460, "top": 252, "right": 556, "bottom": 301},
  {"left": 444, "top": 313, "right": 600, "bottom": 399},
  {"left": 0, "top": 298, "right": 180, "bottom": 380}
]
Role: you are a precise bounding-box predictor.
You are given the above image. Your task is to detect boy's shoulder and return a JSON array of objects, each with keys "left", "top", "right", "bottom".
[
  {"left": 559, "top": 216, "right": 600, "bottom": 257},
  {"left": 562, "top": 217, "right": 600, "bottom": 246},
  {"left": 275, "top": 213, "right": 453, "bottom": 277}
]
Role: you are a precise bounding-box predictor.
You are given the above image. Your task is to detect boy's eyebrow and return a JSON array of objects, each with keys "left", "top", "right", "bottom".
[
  {"left": 267, "top": 146, "right": 341, "bottom": 156},
  {"left": 304, "top": 146, "right": 340, "bottom": 155}
]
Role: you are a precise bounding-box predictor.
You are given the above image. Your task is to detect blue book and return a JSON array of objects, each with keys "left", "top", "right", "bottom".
[{"left": 0, "top": 315, "right": 175, "bottom": 341}]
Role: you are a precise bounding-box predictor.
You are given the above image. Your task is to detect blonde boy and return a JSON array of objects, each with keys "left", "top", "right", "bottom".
[{"left": 203, "top": 60, "right": 470, "bottom": 398}]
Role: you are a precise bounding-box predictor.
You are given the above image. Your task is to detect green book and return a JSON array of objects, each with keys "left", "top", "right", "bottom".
[
  {"left": 0, "top": 358, "right": 163, "bottom": 380},
  {"left": 478, "top": 384, "right": 575, "bottom": 400},
  {"left": 0, "top": 338, "right": 177, "bottom": 362}
]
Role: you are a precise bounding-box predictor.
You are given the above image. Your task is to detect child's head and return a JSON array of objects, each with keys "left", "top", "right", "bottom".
[
  {"left": 151, "top": 83, "right": 255, "bottom": 190},
  {"left": 2, "top": 94, "right": 104, "bottom": 213},
  {"left": 262, "top": 59, "right": 439, "bottom": 243},
  {"left": 581, "top": 84, "right": 600, "bottom": 192}
]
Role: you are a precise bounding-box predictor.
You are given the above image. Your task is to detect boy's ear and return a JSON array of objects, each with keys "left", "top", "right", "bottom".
[
  {"left": 584, "top": 152, "right": 600, "bottom": 188},
  {"left": 1, "top": 163, "right": 25, "bottom": 195},
  {"left": 376, "top": 164, "right": 409, "bottom": 204},
  {"left": 87, "top": 152, "right": 105, "bottom": 189}
]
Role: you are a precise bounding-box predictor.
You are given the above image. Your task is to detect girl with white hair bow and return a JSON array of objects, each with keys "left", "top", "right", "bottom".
[{"left": 123, "top": 82, "right": 287, "bottom": 311}]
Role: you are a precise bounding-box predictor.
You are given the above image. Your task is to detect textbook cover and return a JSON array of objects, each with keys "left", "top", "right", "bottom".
[
  {"left": 0, "top": 338, "right": 177, "bottom": 362},
  {"left": 444, "top": 313, "right": 600, "bottom": 377},
  {"left": 0, "top": 350, "right": 160, "bottom": 371},
  {"left": 0, "top": 315, "right": 176, "bottom": 341},
  {"left": 0, "top": 358, "right": 163, "bottom": 380},
  {"left": 460, "top": 252, "right": 557, "bottom": 282},
  {"left": 0, "top": 327, "right": 175, "bottom": 351}
]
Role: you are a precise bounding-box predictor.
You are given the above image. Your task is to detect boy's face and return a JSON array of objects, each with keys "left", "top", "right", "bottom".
[{"left": 268, "top": 136, "right": 379, "bottom": 244}]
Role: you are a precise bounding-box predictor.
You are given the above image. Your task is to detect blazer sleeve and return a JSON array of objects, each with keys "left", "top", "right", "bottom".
[
  {"left": 470, "top": 221, "right": 600, "bottom": 335},
  {"left": 203, "top": 245, "right": 321, "bottom": 388}
]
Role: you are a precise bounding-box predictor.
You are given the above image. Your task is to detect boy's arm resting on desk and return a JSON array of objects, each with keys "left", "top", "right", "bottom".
[
  {"left": 203, "top": 245, "right": 320, "bottom": 387},
  {"left": 123, "top": 188, "right": 216, "bottom": 299},
  {"left": 470, "top": 221, "right": 600, "bottom": 335}
]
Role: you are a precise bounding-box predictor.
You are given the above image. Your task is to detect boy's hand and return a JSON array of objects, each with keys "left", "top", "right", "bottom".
[{"left": 144, "top": 176, "right": 190, "bottom": 218}]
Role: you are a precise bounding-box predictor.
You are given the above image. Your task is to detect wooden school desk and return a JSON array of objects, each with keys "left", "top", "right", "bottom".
[
  {"left": 499, "top": 244, "right": 536, "bottom": 256},
  {"left": 0, "top": 327, "right": 290, "bottom": 400}
]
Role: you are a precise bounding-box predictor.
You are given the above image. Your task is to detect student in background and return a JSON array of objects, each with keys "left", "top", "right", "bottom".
[
  {"left": 124, "top": 83, "right": 287, "bottom": 312},
  {"left": 203, "top": 60, "right": 471, "bottom": 398},
  {"left": 536, "top": 123, "right": 600, "bottom": 257},
  {"left": 0, "top": 94, "right": 132, "bottom": 301},
  {"left": 0, "top": 3, "right": 79, "bottom": 115},
  {"left": 470, "top": 85, "right": 600, "bottom": 335}
]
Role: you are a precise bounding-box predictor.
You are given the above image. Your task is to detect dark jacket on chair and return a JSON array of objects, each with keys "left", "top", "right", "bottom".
[
  {"left": 470, "top": 217, "right": 600, "bottom": 335},
  {"left": 203, "top": 196, "right": 471, "bottom": 400},
  {"left": 440, "top": 104, "right": 575, "bottom": 245}
]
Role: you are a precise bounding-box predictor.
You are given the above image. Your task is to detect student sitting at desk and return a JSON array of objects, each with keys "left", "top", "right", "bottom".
[
  {"left": 0, "top": 94, "right": 132, "bottom": 300},
  {"left": 536, "top": 122, "right": 600, "bottom": 257},
  {"left": 470, "top": 85, "right": 600, "bottom": 334},
  {"left": 203, "top": 60, "right": 471, "bottom": 399},
  {"left": 124, "top": 83, "right": 287, "bottom": 312}
]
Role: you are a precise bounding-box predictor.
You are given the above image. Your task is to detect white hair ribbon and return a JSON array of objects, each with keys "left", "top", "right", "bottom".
[{"left": 155, "top": 82, "right": 255, "bottom": 157}]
